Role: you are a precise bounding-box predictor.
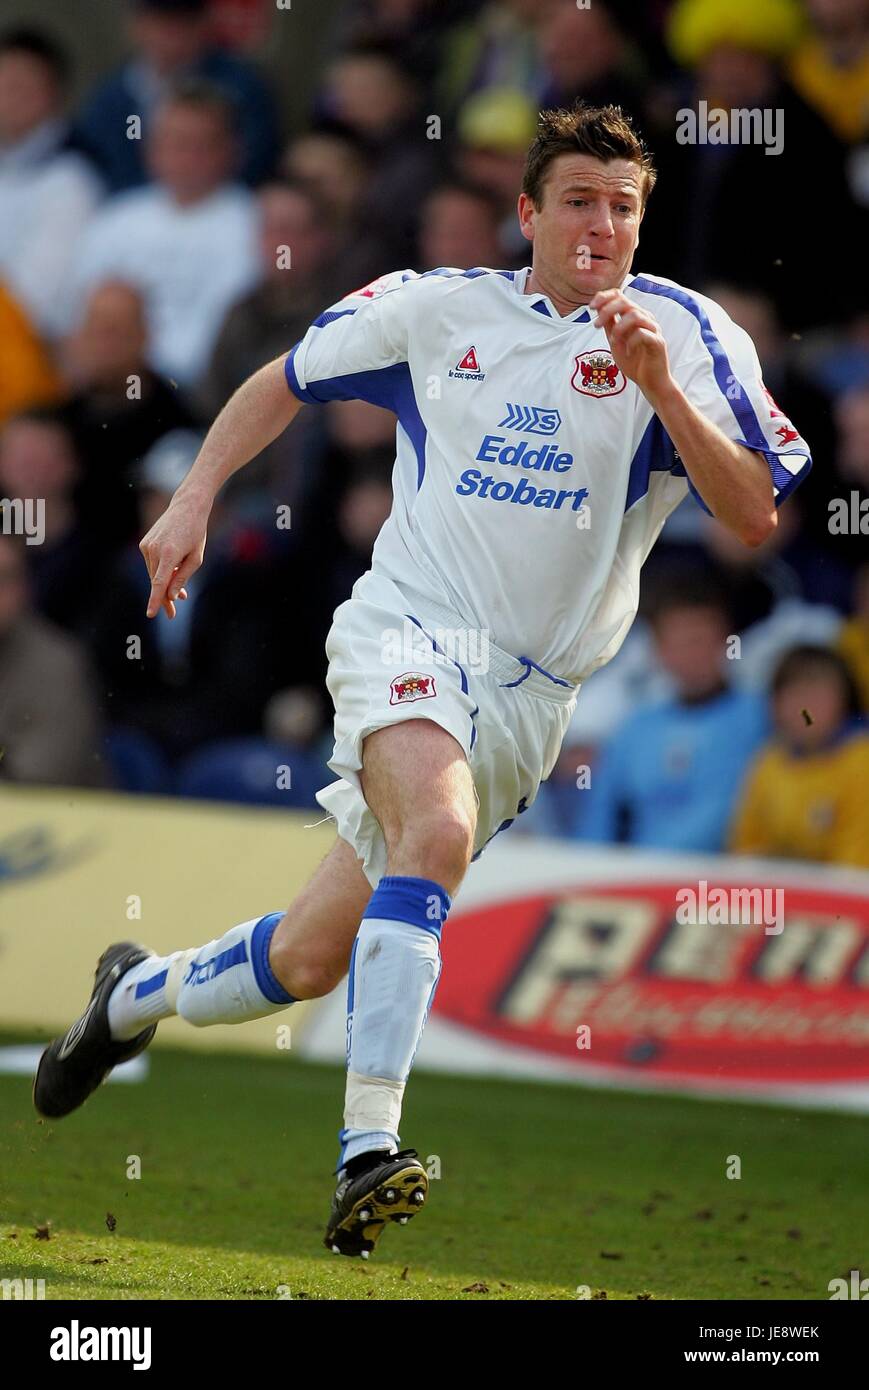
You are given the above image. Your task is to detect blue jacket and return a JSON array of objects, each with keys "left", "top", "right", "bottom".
[{"left": 570, "top": 688, "right": 768, "bottom": 853}]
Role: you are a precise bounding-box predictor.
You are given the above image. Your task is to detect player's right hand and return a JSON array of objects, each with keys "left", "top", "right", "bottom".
[{"left": 139, "top": 490, "right": 210, "bottom": 619}]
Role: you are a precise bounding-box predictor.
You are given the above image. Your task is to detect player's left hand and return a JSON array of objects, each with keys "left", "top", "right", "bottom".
[{"left": 590, "top": 289, "right": 673, "bottom": 402}]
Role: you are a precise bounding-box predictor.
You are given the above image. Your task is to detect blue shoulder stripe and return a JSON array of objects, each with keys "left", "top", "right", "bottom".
[
  {"left": 629, "top": 276, "right": 812, "bottom": 501},
  {"left": 629, "top": 277, "right": 770, "bottom": 450}
]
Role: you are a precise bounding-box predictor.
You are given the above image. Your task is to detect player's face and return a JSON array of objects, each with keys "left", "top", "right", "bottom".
[{"left": 518, "top": 154, "right": 644, "bottom": 303}]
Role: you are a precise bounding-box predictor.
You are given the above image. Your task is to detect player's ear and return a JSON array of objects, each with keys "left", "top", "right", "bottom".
[{"left": 517, "top": 192, "right": 536, "bottom": 244}]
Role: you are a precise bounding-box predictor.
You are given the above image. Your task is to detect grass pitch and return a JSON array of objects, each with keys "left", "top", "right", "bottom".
[{"left": 1, "top": 1030, "right": 865, "bottom": 1300}]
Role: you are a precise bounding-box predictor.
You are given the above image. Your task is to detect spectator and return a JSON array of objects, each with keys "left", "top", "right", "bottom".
[
  {"left": 198, "top": 180, "right": 344, "bottom": 504},
  {"left": 293, "top": 396, "right": 397, "bottom": 550},
  {"left": 570, "top": 571, "right": 768, "bottom": 851},
  {"left": 436, "top": 0, "right": 547, "bottom": 115},
  {"left": 0, "top": 533, "right": 105, "bottom": 787},
  {"left": 417, "top": 181, "right": 504, "bottom": 269},
  {"left": 60, "top": 280, "right": 197, "bottom": 552},
  {"left": 316, "top": 44, "right": 441, "bottom": 263},
  {"left": 283, "top": 125, "right": 386, "bottom": 290},
  {"left": 0, "top": 284, "right": 64, "bottom": 425},
  {"left": 263, "top": 400, "right": 397, "bottom": 731},
  {"left": 536, "top": 0, "right": 648, "bottom": 114},
  {"left": 788, "top": 0, "right": 869, "bottom": 143},
  {"left": 88, "top": 430, "right": 281, "bottom": 758},
  {"left": 453, "top": 86, "right": 539, "bottom": 263},
  {"left": 68, "top": 81, "right": 260, "bottom": 388},
  {"left": 283, "top": 126, "right": 369, "bottom": 244},
  {"left": 699, "top": 500, "right": 852, "bottom": 633},
  {"left": 513, "top": 625, "right": 666, "bottom": 839},
  {"left": 330, "top": 0, "right": 461, "bottom": 88},
  {"left": 0, "top": 28, "right": 103, "bottom": 340},
  {"left": 313, "top": 447, "right": 395, "bottom": 623},
  {"left": 0, "top": 409, "right": 92, "bottom": 633},
  {"left": 803, "top": 309, "right": 869, "bottom": 397},
  {"left": 316, "top": 398, "right": 398, "bottom": 488},
  {"left": 643, "top": 0, "right": 867, "bottom": 331},
  {"left": 417, "top": 176, "right": 506, "bottom": 268},
  {"left": 199, "top": 180, "right": 338, "bottom": 419},
  {"left": 730, "top": 644, "right": 869, "bottom": 868},
  {"left": 76, "top": 0, "right": 278, "bottom": 191}
]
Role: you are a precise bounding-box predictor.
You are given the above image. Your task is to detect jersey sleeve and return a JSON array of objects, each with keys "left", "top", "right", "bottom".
[
  {"left": 284, "top": 269, "right": 418, "bottom": 409},
  {"left": 668, "top": 305, "right": 813, "bottom": 513}
]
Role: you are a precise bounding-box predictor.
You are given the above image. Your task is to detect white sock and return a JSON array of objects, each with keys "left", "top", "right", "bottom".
[
  {"left": 339, "top": 875, "right": 449, "bottom": 1170},
  {"left": 107, "top": 913, "right": 295, "bottom": 1039}
]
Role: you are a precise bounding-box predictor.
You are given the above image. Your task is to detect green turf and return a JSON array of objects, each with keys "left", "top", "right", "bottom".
[{"left": 0, "top": 1030, "right": 866, "bottom": 1300}]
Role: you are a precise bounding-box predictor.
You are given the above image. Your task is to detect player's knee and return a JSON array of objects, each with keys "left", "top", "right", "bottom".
[
  {"left": 391, "top": 806, "right": 475, "bottom": 887},
  {"left": 269, "top": 936, "right": 344, "bottom": 1000}
]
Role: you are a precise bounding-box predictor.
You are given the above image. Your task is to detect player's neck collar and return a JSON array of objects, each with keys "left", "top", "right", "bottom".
[{"left": 516, "top": 266, "right": 635, "bottom": 323}]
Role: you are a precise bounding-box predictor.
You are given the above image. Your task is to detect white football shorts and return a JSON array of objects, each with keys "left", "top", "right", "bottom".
[{"left": 314, "top": 568, "right": 580, "bottom": 888}]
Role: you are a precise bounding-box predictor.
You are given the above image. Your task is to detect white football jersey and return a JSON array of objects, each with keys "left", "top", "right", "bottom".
[{"left": 285, "top": 266, "right": 811, "bottom": 684}]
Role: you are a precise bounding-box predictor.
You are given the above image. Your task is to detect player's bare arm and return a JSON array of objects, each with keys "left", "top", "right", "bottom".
[
  {"left": 139, "top": 355, "right": 303, "bottom": 618},
  {"left": 591, "top": 287, "right": 777, "bottom": 547}
]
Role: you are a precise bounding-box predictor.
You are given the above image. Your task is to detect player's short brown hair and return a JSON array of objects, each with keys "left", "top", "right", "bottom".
[{"left": 521, "top": 102, "right": 657, "bottom": 209}]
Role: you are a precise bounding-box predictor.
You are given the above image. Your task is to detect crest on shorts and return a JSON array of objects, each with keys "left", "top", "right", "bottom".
[
  {"left": 571, "top": 350, "right": 626, "bottom": 397},
  {"left": 389, "top": 672, "right": 437, "bottom": 705}
]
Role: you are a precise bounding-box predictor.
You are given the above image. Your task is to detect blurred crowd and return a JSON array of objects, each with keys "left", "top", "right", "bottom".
[{"left": 1, "top": 0, "right": 868, "bottom": 870}]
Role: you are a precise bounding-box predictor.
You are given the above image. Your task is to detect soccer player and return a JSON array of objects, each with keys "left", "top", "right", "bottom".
[{"left": 35, "top": 103, "right": 812, "bottom": 1257}]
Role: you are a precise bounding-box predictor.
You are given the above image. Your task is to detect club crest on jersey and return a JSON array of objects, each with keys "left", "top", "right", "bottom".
[
  {"left": 449, "top": 345, "right": 485, "bottom": 381},
  {"left": 390, "top": 672, "right": 437, "bottom": 704},
  {"left": 571, "top": 350, "right": 626, "bottom": 397}
]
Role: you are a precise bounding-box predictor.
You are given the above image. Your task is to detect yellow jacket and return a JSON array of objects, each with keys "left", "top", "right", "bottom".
[
  {"left": 730, "top": 729, "right": 869, "bottom": 869},
  {"left": 788, "top": 39, "right": 869, "bottom": 142}
]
